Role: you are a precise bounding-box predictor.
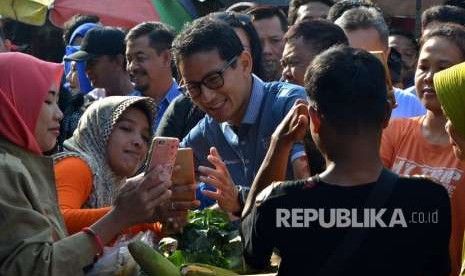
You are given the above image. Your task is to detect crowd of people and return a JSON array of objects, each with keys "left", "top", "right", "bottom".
[{"left": 1, "top": 0, "right": 465, "bottom": 275}]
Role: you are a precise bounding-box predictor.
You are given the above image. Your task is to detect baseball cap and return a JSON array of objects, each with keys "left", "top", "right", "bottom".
[{"left": 64, "top": 26, "right": 125, "bottom": 61}]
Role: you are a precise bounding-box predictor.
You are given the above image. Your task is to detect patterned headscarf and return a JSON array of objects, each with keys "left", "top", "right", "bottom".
[{"left": 54, "top": 96, "right": 156, "bottom": 208}]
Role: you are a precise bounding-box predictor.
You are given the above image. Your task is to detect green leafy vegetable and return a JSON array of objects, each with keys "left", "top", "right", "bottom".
[{"left": 166, "top": 209, "right": 245, "bottom": 273}]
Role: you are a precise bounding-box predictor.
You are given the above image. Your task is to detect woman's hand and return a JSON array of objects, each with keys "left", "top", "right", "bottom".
[
  {"left": 198, "top": 147, "right": 241, "bottom": 214},
  {"left": 113, "top": 168, "right": 172, "bottom": 228},
  {"left": 157, "top": 183, "right": 200, "bottom": 234}
]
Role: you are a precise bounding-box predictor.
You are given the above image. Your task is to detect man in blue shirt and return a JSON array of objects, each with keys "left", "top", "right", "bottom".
[
  {"left": 125, "top": 22, "right": 181, "bottom": 129},
  {"left": 172, "top": 18, "right": 309, "bottom": 215},
  {"left": 335, "top": 6, "right": 426, "bottom": 119}
]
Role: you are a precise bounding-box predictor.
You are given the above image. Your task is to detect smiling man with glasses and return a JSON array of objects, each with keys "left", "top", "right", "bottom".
[
  {"left": 180, "top": 55, "right": 238, "bottom": 99},
  {"left": 173, "top": 18, "right": 309, "bottom": 216}
]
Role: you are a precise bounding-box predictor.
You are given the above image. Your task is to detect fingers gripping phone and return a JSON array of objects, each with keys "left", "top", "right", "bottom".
[
  {"left": 171, "top": 148, "right": 196, "bottom": 201},
  {"left": 145, "top": 137, "right": 179, "bottom": 182}
]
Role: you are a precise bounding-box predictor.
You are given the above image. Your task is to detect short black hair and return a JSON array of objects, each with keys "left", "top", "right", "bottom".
[
  {"left": 172, "top": 17, "right": 244, "bottom": 67},
  {"left": 246, "top": 5, "right": 288, "bottom": 33},
  {"left": 327, "top": 0, "right": 382, "bottom": 22},
  {"left": 125, "top": 22, "right": 175, "bottom": 55},
  {"left": 62, "top": 14, "right": 100, "bottom": 45},
  {"left": 288, "top": 0, "right": 335, "bottom": 25},
  {"left": 285, "top": 19, "right": 348, "bottom": 54},
  {"left": 420, "top": 23, "right": 465, "bottom": 59},
  {"left": 421, "top": 5, "right": 465, "bottom": 31},
  {"left": 208, "top": 12, "right": 264, "bottom": 78},
  {"left": 389, "top": 28, "right": 418, "bottom": 51},
  {"left": 304, "top": 45, "right": 387, "bottom": 133}
]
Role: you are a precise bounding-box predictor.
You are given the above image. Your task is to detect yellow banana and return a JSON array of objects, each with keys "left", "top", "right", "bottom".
[{"left": 180, "top": 263, "right": 239, "bottom": 276}]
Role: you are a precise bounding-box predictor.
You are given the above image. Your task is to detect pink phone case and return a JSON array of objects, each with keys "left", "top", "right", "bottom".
[{"left": 145, "top": 137, "right": 179, "bottom": 181}]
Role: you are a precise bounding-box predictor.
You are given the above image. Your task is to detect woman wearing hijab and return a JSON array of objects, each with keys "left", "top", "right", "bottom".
[
  {"left": 380, "top": 23, "right": 465, "bottom": 276},
  {"left": 54, "top": 96, "right": 160, "bottom": 235},
  {"left": 54, "top": 96, "right": 199, "bottom": 236},
  {"left": 64, "top": 22, "right": 99, "bottom": 95},
  {"left": 0, "top": 52, "right": 172, "bottom": 275}
]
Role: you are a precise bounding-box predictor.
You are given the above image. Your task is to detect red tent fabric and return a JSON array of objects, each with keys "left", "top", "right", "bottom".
[{"left": 49, "top": 0, "right": 160, "bottom": 29}]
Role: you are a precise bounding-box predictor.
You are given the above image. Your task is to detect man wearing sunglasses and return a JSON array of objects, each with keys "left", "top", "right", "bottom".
[{"left": 173, "top": 18, "right": 309, "bottom": 216}]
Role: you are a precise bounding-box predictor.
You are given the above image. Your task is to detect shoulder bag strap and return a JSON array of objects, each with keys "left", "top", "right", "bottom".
[{"left": 315, "top": 168, "right": 399, "bottom": 276}]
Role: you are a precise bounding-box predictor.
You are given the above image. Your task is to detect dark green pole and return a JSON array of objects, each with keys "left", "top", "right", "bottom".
[{"left": 415, "top": 0, "right": 422, "bottom": 39}]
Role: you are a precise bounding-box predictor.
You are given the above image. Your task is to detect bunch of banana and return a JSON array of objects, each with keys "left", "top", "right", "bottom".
[
  {"left": 128, "top": 241, "right": 240, "bottom": 276},
  {"left": 180, "top": 263, "right": 239, "bottom": 276}
]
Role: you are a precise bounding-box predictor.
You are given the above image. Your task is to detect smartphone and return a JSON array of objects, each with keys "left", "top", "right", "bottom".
[
  {"left": 171, "top": 147, "right": 196, "bottom": 201},
  {"left": 145, "top": 137, "right": 179, "bottom": 182}
]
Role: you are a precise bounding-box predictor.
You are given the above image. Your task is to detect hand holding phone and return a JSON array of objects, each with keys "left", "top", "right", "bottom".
[
  {"left": 171, "top": 147, "right": 196, "bottom": 201},
  {"left": 145, "top": 137, "right": 179, "bottom": 182}
]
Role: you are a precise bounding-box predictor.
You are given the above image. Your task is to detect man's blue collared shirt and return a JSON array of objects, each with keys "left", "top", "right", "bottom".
[
  {"left": 181, "top": 75, "right": 306, "bottom": 188},
  {"left": 130, "top": 79, "right": 181, "bottom": 129}
]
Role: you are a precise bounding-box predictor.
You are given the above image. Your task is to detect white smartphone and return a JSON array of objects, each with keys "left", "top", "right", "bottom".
[{"left": 145, "top": 137, "right": 180, "bottom": 181}]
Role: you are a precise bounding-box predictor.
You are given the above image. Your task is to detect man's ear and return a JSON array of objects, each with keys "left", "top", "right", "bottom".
[
  {"left": 309, "top": 106, "right": 321, "bottom": 134},
  {"left": 238, "top": 50, "right": 253, "bottom": 74},
  {"left": 160, "top": 49, "right": 172, "bottom": 67}
]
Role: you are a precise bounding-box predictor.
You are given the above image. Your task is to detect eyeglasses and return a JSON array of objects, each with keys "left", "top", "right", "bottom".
[{"left": 180, "top": 55, "right": 238, "bottom": 98}]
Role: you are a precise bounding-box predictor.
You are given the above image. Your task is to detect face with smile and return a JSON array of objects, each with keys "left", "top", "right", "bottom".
[
  {"left": 34, "top": 83, "right": 63, "bottom": 152},
  {"left": 178, "top": 50, "right": 252, "bottom": 126},
  {"left": 106, "top": 107, "right": 150, "bottom": 177},
  {"left": 126, "top": 35, "right": 169, "bottom": 94},
  {"left": 415, "top": 36, "right": 464, "bottom": 112}
]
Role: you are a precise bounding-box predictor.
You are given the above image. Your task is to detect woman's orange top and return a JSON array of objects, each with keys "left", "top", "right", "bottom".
[{"left": 54, "top": 157, "right": 162, "bottom": 236}]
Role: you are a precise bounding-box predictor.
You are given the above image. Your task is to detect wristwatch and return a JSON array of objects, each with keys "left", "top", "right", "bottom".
[{"left": 232, "top": 186, "right": 249, "bottom": 217}]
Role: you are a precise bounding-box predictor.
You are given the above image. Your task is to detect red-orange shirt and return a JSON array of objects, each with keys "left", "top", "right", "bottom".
[
  {"left": 54, "top": 157, "right": 161, "bottom": 236},
  {"left": 381, "top": 116, "right": 465, "bottom": 276}
]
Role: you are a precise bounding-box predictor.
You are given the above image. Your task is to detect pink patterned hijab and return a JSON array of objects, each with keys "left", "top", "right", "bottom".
[{"left": 0, "top": 53, "right": 63, "bottom": 154}]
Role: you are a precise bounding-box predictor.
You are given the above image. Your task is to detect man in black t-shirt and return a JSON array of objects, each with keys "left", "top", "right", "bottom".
[{"left": 240, "top": 46, "right": 451, "bottom": 275}]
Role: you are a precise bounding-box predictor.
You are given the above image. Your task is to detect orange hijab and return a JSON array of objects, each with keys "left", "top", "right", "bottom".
[{"left": 0, "top": 53, "right": 63, "bottom": 154}]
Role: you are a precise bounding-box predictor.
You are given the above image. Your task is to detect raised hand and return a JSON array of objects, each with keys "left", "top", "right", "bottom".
[
  {"left": 198, "top": 147, "right": 241, "bottom": 214},
  {"left": 272, "top": 99, "right": 309, "bottom": 145}
]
